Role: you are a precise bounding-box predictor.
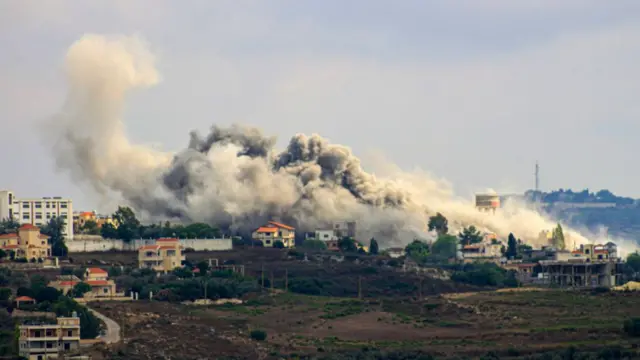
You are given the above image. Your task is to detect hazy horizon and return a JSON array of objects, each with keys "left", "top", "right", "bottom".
[{"left": 2, "top": 1, "right": 640, "bottom": 211}]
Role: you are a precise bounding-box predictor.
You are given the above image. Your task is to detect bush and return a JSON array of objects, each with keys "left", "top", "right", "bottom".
[
  {"left": 273, "top": 240, "right": 285, "bottom": 249},
  {"left": 250, "top": 329, "right": 267, "bottom": 341},
  {"left": 301, "top": 239, "right": 327, "bottom": 250},
  {"left": 623, "top": 317, "right": 640, "bottom": 337}
]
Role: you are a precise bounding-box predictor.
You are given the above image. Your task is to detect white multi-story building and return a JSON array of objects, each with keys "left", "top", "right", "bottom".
[{"left": 0, "top": 190, "right": 74, "bottom": 239}]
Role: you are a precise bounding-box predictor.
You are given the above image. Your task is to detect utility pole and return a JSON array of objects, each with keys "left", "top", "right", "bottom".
[{"left": 285, "top": 269, "right": 288, "bottom": 292}]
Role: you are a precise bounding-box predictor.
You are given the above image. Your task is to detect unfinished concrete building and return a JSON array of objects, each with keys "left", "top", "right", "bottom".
[{"left": 539, "top": 260, "right": 622, "bottom": 288}]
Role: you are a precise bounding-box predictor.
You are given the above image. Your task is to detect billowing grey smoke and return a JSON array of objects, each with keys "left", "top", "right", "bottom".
[
  {"left": 44, "top": 33, "right": 640, "bottom": 253},
  {"left": 159, "top": 125, "right": 420, "bottom": 237}
]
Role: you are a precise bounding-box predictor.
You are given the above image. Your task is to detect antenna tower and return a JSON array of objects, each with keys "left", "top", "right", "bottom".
[{"left": 535, "top": 161, "right": 539, "bottom": 192}]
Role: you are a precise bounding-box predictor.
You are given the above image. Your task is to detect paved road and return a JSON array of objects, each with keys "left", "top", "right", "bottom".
[{"left": 88, "top": 307, "right": 121, "bottom": 344}]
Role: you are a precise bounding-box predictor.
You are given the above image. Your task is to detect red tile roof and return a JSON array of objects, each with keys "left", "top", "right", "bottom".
[
  {"left": 256, "top": 227, "right": 277, "bottom": 233},
  {"left": 79, "top": 212, "right": 95, "bottom": 217},
  {"left": 86, "top": 267, "right": 108, "bottom": 275},
  {"left": 85, "top": 280, "right": 111, "bottom": 286},
  {"left": 157, "top": 238, "right": 179, "bottom": 242},
  {"left": 19, "top": 224, "right": 38, "bottom": 231},
  {"left": 139, "top": 245, "right": 160, "bottom": 251},
  {"left": 1, "top": 244, "right": 19, "bottom": 249},
  {"left": 15, "top": 296, "right": 35, "bottom": 302},
  {"left": 0, "top": 233, "right": 18, "bottom": 239},
  {"left": 268, "top": 221, "right": 295, "bottom": 230},
  {"left": 59, "top": 281, "right": 79, "bottom": 287},
  {"left": 160, "top": 245, "right": 180, "bottom": 250}
]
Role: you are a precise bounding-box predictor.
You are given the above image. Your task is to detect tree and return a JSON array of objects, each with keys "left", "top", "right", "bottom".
[
  {"left": 627, "top": 253, "right": 640, "bottom": 274},
  {"left": 250, "top": 329, "right": 267, "bottom": 341},
  {"left": 0, "top": 249, "right": 6, "bottom": 260},
  {"left": 301, "top": 239, "right": 327, "bottom": 250},
  {"left": 34, "top": 287, "right": 61, "bottom": 303},
  {"left": 428, "top": 213, "right": 449, "bottom": 235},
  {"left": 100, "top": 222, "right": 118, "bottom": 239},
  {"left": 273, "top": 240, "right": 285, "bottom": 249},
  {"left": 458, "top": 226, "right": 483, "bottom": 246},
  {"left": 431, "top": 234, "right": 458, "bottom": 259},
  {"left": 506, "top": 233, "right": 518, "bottom": 259},
  {"left": 112, "top": 206, "right": 141, "bottom": 242},
  {"left": 369, "top": 238, "right": 379, "bottom": 255},
  {"left": 405, "top": 240, "right": 430, "bottom": 260},
  {"left": 81, "top": 220, "right": 100, "bottom": 235},
  {"left": 0, "top": 217, "right": 19, "bottom": 235},
  {"left": 196, "top": 261, "right": 210, "bottom": 276},
  {"left": 70, "top": 283, "right": 92, "bottom": 298},
  {"left": 40, "top": 216, "right": 68, "bottom": 257},
  {"left": 0, "top": 288, "right": 11, "bottom": 301},
  {"left": 338, "top": 237, "right": 358, "bottom": 253},
  {"left": 552, "top": 223, "right": 566, "bottom": 250}
]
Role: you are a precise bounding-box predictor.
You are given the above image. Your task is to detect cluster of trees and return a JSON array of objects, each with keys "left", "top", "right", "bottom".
[
  {"left": 98, "top": 206, "right": 222, "bottom": 242},
  {"left": 526, "top": 188, "right": 634, "bottom": 205},
  {"left": 0, "top": 270, "right": 100, "bottom": 339}
]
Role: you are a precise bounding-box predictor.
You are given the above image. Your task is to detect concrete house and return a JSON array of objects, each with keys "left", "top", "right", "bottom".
[
  {"left": 138, "top": 238, "right": 186, "bottom": 273},
  {"left": 252, "top": 221, "right": 295, "bottom": 248},
  {"left": 18, "top": 315, "right": 80, "bottom": 359},
  {"left": 83, "top": 268, "right": 117, "bottom": 297},
  {"left": 0, "top": 224, "right": 51, "bottom": 260}
]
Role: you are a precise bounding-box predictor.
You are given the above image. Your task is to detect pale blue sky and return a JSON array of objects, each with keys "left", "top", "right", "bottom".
[{"left": 2, "top": 1, "right": 640, "bottom": 210}]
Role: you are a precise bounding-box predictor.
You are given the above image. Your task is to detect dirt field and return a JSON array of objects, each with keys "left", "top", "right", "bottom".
[{"left": 86, "top": 289, "right": 640, "bottom": 359}]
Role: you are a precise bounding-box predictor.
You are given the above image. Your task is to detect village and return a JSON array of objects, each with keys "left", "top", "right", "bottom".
[{"left": 0, "top": 192, "right": 635, "bottom": 359}]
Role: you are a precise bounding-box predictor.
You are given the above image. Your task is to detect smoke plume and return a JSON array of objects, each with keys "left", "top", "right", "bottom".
[{"left": 46, "top": 34, "right": 637, "bottom": 253}]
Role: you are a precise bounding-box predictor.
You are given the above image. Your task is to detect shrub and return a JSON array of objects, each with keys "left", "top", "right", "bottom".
[
  {"left": 301, "top": 239, "right": 327, "bottom": 250},
  {"left": 273, "top": 240, "right": 285, "bottom": 249},
  {"left": 623, "top": 317, "right": 640, "bottom": 337},
  {"left": 250, "top": 329, "right": 267, "bottom": 341}
]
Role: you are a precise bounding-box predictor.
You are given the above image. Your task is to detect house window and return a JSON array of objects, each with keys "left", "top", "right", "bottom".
[
  {"left": 266, "top": 240, "right": 271, "bottom": 244},
  {"left": 64, "top": 342, "right": 71, "bottom": 350},
  {"left": 166, "top": 250, "right": 176, "bottom": 256},
  {"left": 22, "top": 203, "right": 29, "bottom": 209},
  {"left": 35, "top": 213, "right": 42, "bottom": 219},
  {"left": 22, "top": 213, "right": 29, "bottom": 220},
  {"left": 35, "top": 202, "right": 42, "bottom": 208},
  {"left": 46, "top": 202, "right": 50, "bottom": 208},
  {"left": 103, "top": 288, "right": 109, "bottom": 294},
  {"left": 60, "top": 203, "right": 67, "bottom": 209},
  {"left": 324, "top": 234, "right": 329, "bottom": 238},
  {"left": 279, "top": 231, "right": 283, "bottom": 237},
  {"left": 67, "top": 330, "right": 73, "bottom": 337}
]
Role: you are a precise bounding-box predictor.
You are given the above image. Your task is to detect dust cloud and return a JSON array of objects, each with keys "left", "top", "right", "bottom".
[{"left": 45, "top": 34, "right": 636, "bottom": 254}]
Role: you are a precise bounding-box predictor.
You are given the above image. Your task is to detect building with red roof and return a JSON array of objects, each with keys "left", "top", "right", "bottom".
[
  {"left": 138, "top": 238, "right": 185, "bottom": 273},
  {"left": 0, "top": 224, "right": 51, "bottom": 260},
  {"left": 251, "top": 221, "right": 296, "bottom": 248}
]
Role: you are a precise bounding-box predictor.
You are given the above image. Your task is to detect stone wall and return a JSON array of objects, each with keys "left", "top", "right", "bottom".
[{"left": 66, "top": 237, "right": 233, "bottom": 252}]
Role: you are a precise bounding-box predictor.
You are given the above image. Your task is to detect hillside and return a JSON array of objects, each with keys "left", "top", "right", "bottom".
[{"left": 506, "top": 189, "right": 640, "bottom": 240}]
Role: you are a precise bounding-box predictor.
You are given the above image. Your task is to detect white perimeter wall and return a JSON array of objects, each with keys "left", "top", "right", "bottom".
[{"left": 68, "top": 235, "right": 232, "bottom": 252}]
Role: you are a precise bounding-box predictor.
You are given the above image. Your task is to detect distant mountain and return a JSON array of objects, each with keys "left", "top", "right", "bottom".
[{"left": 507, "top": 189, "right": 640, "bottom": 240}]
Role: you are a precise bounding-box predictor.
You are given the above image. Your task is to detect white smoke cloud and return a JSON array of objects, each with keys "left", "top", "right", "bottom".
[{"left": 46, "top": 33, "right": 639, "bottom": 254}]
